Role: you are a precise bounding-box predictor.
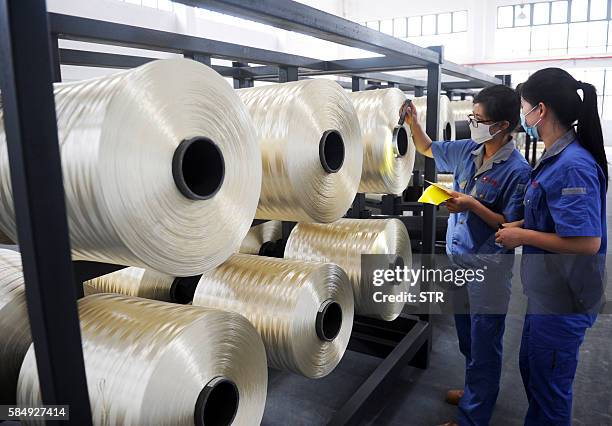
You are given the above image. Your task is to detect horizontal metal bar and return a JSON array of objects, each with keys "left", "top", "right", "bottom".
[
  {"left": 49, "top": 13, "right": 326, "bottom": 68},
  {"left": 442, "top": 81, "right": 488, "bottom": 90},
  {"left": 442, "top": 60, "right": 502, "bottom": 86},
  {"left": 58, "top": 49, "right": 250, "bottom": 78},
  {"left": 175, "top": 0, "right": 440, "bottom": 65}
]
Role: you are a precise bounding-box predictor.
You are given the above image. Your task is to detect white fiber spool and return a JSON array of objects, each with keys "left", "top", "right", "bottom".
[
  {"left": 237, "top": 79, "right": 363, "bottom": 223},
  {"left": 18, "top": 294, "right": 268, "bottom": 426},
  {"left": 0, "top": 59, "right": 262, "bottom": 276},
  {"left": 83, "top": 266, "right": 200, "bottom": 304},
  {"left": 193, "top": 254, "right": 354, "bottom": 379},
  {"left": 285, "top": 219, "right": 412, "bottom": 321},
  {"left": 0, "top": 249, "right": 30, "bottom": 405},
  {"left": 239, "top": 220, "right": 282, "bottom": 255},
  {"left": 84, "top": 267, "right": 175, "bottom": 302},
  {"left": 349, "top": 88, "right": 416, "bottom": 195},
  {"left": 450, "top": 100, "right": 473, "bottom": 140},
  {"left": 411, "top": 96, "right": 455, "bottom": 141}
]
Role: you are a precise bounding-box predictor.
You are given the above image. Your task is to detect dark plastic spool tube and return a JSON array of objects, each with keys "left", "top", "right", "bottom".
[
  {"left": 319, "top": 130, "right": 345, "bottom": 173},
  {"left": 443, "top": 123, "right": 453, "bottom": 141},
  {"left": 170, "top": 275, "right": 202, "bottom": 304},
  {"left": 392, "top": 126, "right": 409, "bottom": 157},
  {"left": 194, "top": 376, "right": 239, "bottom": 426},
  {"left": 315, "top": 298, "right": 343, "bottom": 342},
  {"left": 455, "top": 120, "right": 471, "bottom": 140},
  {"left": 173, "top": 137, "right": 225, "bottom": 200}
]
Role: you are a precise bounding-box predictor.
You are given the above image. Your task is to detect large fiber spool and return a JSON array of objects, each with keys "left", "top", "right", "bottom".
[
  {"left": 0, "top": 249, "right": 30, "bottom": 405},
  {"left": 239, "top": 220, "right": 282, "bottom": 255},
  {"left": 450, "top": 100, "right": 473, "bottom": 140},
  {"left": 285, "top": 219, "right": 411, "bottom": 321},
  {"left": 0, "top": 59, "right": 261, "bottom": 276},
  {"left": 237, "top": 79, "right": 363, "bottom": 223},
  {"left": 83, "top": 267, "right": 200, "bottom": 304},
  {"left": 349, "top": 88, "right": 416, "bottom": 195},
  {"left": 193, "top": 254, "right": 354, "bottom": 379},
  {"left": 18, "top": 294, "right": 267, "bottom": 426},
  {"left": 411, "top": 96, "right": 455, "bottom": 141}
]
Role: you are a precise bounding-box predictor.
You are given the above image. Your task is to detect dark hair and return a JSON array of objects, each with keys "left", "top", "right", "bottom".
[
  {"left": 519, "top": 67, "right": 608, "bottom": 187},
  {"left": 473, "top": 84, "right": 520, "bottom": 136}
]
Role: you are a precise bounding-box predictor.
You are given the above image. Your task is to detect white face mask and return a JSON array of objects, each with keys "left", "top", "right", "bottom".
[{"left": 469, "top": 121, "right": 501, "bottom": 144}]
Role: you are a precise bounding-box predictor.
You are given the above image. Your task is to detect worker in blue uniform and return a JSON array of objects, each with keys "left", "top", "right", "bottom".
[
  {"left": 404, "top": 85, "right": 531, "bottom": 426},
  {"left": 496, "top": 68, "right": 607, "bottom": 426}
]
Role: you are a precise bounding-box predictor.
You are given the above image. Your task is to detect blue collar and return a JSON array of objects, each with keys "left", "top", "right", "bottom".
[
  {"left": 534, "top": 129, "right": 576, "bottom": 169},
  {"left": 471, "top": 139, "right": 515, "bottom": 177}
]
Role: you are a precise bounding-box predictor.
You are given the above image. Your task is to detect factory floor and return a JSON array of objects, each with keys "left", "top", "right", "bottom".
[
  {"left": 264, "top": 156, "right": 612, "bottom": 426},
  {"left": 264, "top": 306, "right": 612, "bottom": 426}
]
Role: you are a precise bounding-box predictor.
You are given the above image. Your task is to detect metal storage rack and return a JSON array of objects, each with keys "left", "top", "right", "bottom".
[{"left": 0, "top": 1, "right": 501, "bottom": 424}]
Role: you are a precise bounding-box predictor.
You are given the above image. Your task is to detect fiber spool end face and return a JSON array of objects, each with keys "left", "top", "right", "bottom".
[
  {"left": 173, "top": 137, "right": 225, "bottom": 200},
  {"left": 392, "top": 126, "right": 409, "bottom": 157},
  {"left": 319, "top": 130, "right": 345, "bottom": 173},
  {"left": 316, "top": 298, "right": 343, "bottom": 341},
  {"left": 194, "top": 376, "right": 239, "bottom": 426}
]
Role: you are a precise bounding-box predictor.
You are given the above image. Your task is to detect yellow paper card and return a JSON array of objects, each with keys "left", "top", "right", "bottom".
[{"left": 418, "top": 183, "right": 453, "bottom": 205}]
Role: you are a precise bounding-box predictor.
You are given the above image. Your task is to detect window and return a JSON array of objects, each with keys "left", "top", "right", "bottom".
[
  {"left": 497, "top": 1, "right": 612, "bottom": 58},
  {"left": 453, "top": 11, "right": 468, "bottom": 32},
  {"left": 498, "top": 6, "right": 514, "bottom": 28},
  {"left": 533, "top": 2, "right": 550, "bottom": 25},
  {"left": 366, "top": 10, "right": 468, "bottom": 39},
  {"left": 422, "top": 15, "right": 436, "bottom": 35},
  {"left": 394, "top": 17, "right": 407, "bottom": 38},
  {"left": 380, "top": 19, "right": 393, "bottom": 35},
  {"left": 571, "top": 0, "right": 588, "bottom": 22},
  {"left": 591, "top": 0, "right": 609, "bottom": 20},
  {"left": 438, "top": 13, "right": 452, "bottom": 34},
  {"left": 407, "top": 16, "right": 421, "bottom": 36},
  {"left": 515, "top": 4, "right": 531, "bottom": 26},
  {"left": 551, "top": 1, "right": 569, "bottom": 23}
]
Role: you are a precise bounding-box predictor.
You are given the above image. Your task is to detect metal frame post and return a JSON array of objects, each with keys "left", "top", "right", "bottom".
[
  {"left": 278, "top": 65, "right": 298, "bottom": 83},
  {"left": 0, "top": 0, "right": 92, "bottom": 423},
  {"left": 184, "top": 51, "right": 212, "bottom": 66},
  {"left": 352, "top": 76, "right": 365, "bottom": 92},
  {"left": 422, "top": 47, "right": 442, "bottom": 255},
  {"left": 232, "top": 61, "right": 253, "bottom": 88}
]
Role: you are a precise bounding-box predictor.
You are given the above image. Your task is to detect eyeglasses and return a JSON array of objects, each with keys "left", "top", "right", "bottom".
[{"left": 467, "top": 114, "right": 496, "bottom": 128}]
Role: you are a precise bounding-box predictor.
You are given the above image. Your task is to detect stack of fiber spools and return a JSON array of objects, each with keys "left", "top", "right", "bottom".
[
  {"left": 0, "top": 59, "right": 270, "bottom": 425},
  {"left": 0, "top": 58, "right": 417, "bottom": 425}
]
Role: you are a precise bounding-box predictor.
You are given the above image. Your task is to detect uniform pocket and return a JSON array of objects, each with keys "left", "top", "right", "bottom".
[{"left": 471, "top": 180, "right": 499, "bottom": 206}]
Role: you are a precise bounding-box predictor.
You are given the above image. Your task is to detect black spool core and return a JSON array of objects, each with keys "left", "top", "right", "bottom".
[
  {"left": 443, "top": 123, "right": 452, "bottom": 141},
  {"left": 315, "top": 299, "right": 343, "bottom": 341},
  {"left": 173, "top": 137, "right": 225, "bottom": 200},
  {"left": 170, "top": 275, "right": 201, "bottom": 304},
  {"left": 194, "top": 377, "right": 239, "bottom": 426},
  {"left": 455, "top": 120, "right": 471, "bottom": 140},
  {"left": 392, "top": 126, "right": 409, "bottom": 157},
  {"left": 319, "top": 130, "right": 345, "bottom": 173}
]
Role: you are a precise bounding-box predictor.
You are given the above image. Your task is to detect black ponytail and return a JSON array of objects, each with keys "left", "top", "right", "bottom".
[{"left": 520, "top": 68, "right": 608, "bottom": 189}]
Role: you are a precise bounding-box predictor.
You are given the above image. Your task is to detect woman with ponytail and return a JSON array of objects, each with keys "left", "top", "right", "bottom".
[{"left": 496, "top": 68, "right": 607, "bottom": 425}]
